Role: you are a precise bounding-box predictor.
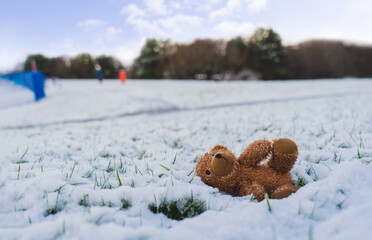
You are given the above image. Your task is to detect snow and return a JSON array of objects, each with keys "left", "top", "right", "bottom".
[
  {"left": 0, "top": 79, "right": 34, "bottom": 109},
  {"left": 0, "top": 78, "right": 371, "bottom": 240}
]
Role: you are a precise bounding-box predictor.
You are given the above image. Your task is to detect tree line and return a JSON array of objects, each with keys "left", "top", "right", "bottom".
[
  {"left": 22, "top": 28, "right": 372, "bottom": 80},
  {"left": 23, "top": 53, "right": 124, "bottom": 79},
  {"left": 132, "top": 28, "right": 372, "bottom": 80}
]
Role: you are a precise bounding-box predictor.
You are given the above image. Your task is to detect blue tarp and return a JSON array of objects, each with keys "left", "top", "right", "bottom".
[{"left": 1, "top": 71, "right": 46, "bottom": 101}]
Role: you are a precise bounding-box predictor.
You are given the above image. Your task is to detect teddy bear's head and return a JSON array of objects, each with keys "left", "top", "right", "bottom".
[{"left": 196, "top": 145, "right": 240, "bottom": 193}]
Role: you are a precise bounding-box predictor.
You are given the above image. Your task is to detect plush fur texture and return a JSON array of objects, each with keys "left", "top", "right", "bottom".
[{"left": 195, "top": 138, "right": 299, "bottom": 201}]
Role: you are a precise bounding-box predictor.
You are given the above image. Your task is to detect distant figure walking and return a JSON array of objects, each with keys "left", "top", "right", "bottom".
[
  {"left": 119, "top": 69, "right": 126, "bottom": 84},
  {"left": 95, "top": 64, "right": 103, "bottom": 82},
  {"left": 206, "top": 65, "right": 213, "bottom": 80},
  {"left": 31, "top": 59, "right": 37, "bottom": 72}
]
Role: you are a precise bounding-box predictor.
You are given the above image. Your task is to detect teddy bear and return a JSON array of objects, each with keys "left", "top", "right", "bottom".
[{"left": 195, "top": 138, "right": 299, "bottom": 201}]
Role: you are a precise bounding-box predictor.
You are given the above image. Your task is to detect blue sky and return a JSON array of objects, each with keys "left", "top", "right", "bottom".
[{"left": 1, "top": 0, "right": 371, "bottom": 72}]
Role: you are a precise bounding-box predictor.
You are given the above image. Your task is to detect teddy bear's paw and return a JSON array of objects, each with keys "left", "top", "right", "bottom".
[
  {"left": 271, "top": 185, "right": 298, "bottom": 199},
  {"left": 273, "top": 138, "right": 298, "bottom": 155},
  {"left": 239, "top": 182, "right": 265, "bottom": 201}
]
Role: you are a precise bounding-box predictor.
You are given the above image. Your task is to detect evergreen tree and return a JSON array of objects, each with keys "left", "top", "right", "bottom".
[
  {"left": 23, "top": 54, "right": 51, "bottom": 76},
  {"left": 249, "top": 28, "right": 288, "bottom": 80},
  {"left": 131, "top": 38, "right": 169, "bottom": 79},
  {"left": 95, "top": 55, "right": 123, "bottom": 79},
  {"left": 69, "top": 53, "right": 96, "bottom": 78},
  {"left": 49, "top": 57, "right": 70, "bottom": 78},
  {"left": 225, "top": 36, "right": 249, "bottom": 73}
]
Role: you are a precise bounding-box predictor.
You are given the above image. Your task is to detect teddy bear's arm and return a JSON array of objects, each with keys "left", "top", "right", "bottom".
[
  {"left": 238, "top": 140, "right": 272, "bottom": 167},
  {"left": 238, "top": 182, "right": 265, "bottom": 201}
]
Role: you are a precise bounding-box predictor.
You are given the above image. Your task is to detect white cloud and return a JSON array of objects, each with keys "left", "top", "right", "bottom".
[
  {"left": 227, "top": 0, "right": 267, "bottom": 12},
  {"left": 209, "top": 0, "right": 267, "bottom": 21},
  {"left": 246, "top": 0, "right": 267, "bottom": 13},
  {"left": 182, "top": 0, "right": 221, "bottom": 9},
  {"left": 158, "top": 14, "right": 202, "bottom": 33},
  {"left": 122, "top": 3, "right": 165, "bottom": 36},
  {"left": 209, "top": 8, "right": 229, "bottom": 21},
  {"left": 105, "top": 27, "right": 123, "bottom": 42},
  {"left": 127, "top": 17, "right": 165, "bottom": 36},
  {"left": 195, "top": 4, "right": 213, "bottom": 12},
  {"left": 227, "top": 0, "right": 241, "bottom": 9},
  {"left": 77, "top": 19, "right": 106, "bottom": 32},
  {"left": 121, "top": 4, "right": 145, "bottom": 20},
  {"left": 144, "top": 0, "right": 168, "bottom": 16},
  {"left": 122, "top": 2, "right": 203, "bottom": 37},
  {"left": 169, "top": 1, "right": 182, "bottom": 10},
  {"left": 213, "top": 21, "right": 255, "bottom": 38},
  {"left": 121, "top": 0, "right": 265, "bottom": 40}
]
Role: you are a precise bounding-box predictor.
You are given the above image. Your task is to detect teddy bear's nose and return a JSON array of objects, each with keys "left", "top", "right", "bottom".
[{"left": 215, "top": 154, "right": 222, "bottom": 158}]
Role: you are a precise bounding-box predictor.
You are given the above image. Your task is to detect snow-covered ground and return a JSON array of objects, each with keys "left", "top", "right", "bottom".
[
  {"left": 0, "top": 79, "right": 371, "bottom": 240},
  {"left": 0, "top": 80, "right": 34, "bottom": 110}
]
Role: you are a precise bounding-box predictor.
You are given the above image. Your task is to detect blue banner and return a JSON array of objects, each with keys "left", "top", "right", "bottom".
[{"left": 1, "top": 71, "right": 46, "bottom": 101}]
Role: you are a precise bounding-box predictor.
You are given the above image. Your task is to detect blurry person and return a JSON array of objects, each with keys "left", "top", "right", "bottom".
[
  {"left": 95, "top": 64, "right": 103, "bottom": 83},
  {"left": 205, "top": 65, "right": 213, "bottom": 80},
  {"left": 31, "top": 59, "right": 37, "bottom": 72},
  {"left": 119, "top": 69, "right": 126, "bottom": 84}
]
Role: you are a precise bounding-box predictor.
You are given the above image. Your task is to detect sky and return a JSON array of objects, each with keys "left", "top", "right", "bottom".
[{"left": 1, "top": 0, "right": 372, "bottom": 72}]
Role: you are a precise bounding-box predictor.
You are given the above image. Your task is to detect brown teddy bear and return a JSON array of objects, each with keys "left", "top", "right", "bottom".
[{"left": 196, "top": 138, "right": 299, "bottom": 201}]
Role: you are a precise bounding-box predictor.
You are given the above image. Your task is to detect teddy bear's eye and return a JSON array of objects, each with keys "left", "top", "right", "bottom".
[{"left": 205, "top": 170, "right": 211, "bottom": 175}]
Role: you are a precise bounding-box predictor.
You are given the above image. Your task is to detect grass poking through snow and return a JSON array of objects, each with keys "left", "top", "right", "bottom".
[{"left": 149, "top": 192, "right": 206, "bottom": 221}]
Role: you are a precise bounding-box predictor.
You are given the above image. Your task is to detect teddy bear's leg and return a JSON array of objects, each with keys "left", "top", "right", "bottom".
[
  {"left": 270, "top": 185, "right": 298, "bottom": 199},
  {"left": 239, "top": 182, "right": 265, "bottom": 201},
  {"left": 267, "top": 138, "right": 298, "bottom": 174},
  {"left": 238, "top": 140, "right": 272, "bottom": 167}
]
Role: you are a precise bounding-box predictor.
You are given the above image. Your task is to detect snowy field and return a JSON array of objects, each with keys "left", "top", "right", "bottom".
[
  {"left": 0, "top": 81, "right": 34, "bottom": 110},
  {"left": 0, "top": 79, "right": 371, "bottom": 240}
]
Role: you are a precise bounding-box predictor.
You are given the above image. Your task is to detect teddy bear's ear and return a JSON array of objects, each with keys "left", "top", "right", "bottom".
[{"left": 210, "top": 145, "right": 228, "bottom": 154}]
